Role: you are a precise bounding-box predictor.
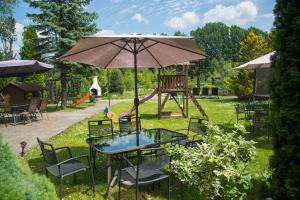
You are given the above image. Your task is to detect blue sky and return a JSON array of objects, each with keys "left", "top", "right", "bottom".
[{"left": 13, "top": 0, "right": 275, "bottom": 54}]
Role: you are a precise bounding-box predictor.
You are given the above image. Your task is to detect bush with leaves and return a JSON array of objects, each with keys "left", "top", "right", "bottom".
[
  {"left": 166, "top": 124, "right": 256, "bottom": 200},
  {"left": 0, "top": 135, "right": 57, "bottom": 200}
]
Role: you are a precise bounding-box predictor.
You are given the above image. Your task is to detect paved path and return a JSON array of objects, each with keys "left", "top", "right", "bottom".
[{"left": 0, "top": 99, "right": 129, "bottom": 154}]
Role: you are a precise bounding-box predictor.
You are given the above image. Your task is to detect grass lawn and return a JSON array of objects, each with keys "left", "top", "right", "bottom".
[
  {"left": 46, "top": 100, "right": 95, "bottom": 113},
  {"left": 22, "top": 97, "right": 273, "bottom": 200}
]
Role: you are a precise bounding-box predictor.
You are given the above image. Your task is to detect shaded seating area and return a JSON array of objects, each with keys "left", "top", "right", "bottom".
[
  {"left": 0, "top": 84, "right": 49, "bottom": 126},
  {"left": 37, "top": 138, "right": 95, "bottom": 200}
]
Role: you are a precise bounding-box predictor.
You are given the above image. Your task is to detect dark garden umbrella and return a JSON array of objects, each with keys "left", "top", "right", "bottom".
[
  {"left": 59, "top": 34, "right": 207, "bottom": 145},
  {"left": 0, "top": 60, "right": 53, "bottom": 77}
]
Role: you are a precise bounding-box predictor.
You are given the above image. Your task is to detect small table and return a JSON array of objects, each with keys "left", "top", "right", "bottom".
[
  {"left": 86, "top": 128, "right": 187, "bottom": 196},
  {"left": 10, "top": 104, "right": 29, "bottom": 125}
]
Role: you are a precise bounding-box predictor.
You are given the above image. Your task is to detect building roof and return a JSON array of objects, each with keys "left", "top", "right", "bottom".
[{"left": 1, "top": 82, "right": 46, "bottom": 92}]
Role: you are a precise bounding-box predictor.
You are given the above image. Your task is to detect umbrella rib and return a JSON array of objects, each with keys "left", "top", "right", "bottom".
[
  {"left": 104, "top": 42, "right": 128, "bottom": 68},
  {"left": 141, "top": 43, "right": 163, "bottom": 68},
  {"left": 59, "top": 38, "right": 122, "bottom": 59},
  {"left": 147, "top": 38, "right": 207, "bottom": 57},
  {"left": 111, "top": 42, "right": 133, "bottom": 53},
  {"left": 138, "top": 41, "right": 159, "bottom": 53}
]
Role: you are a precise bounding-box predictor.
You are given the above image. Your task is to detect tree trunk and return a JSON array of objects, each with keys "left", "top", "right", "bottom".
[
  {"left": 61, "top": 67, "right": 67, "bottom": 109},
  {"left": 196, "top": 76, "right": 200, "bottom": 88}
]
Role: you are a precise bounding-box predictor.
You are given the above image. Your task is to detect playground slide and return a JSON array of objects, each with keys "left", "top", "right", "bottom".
[
  {"left": 75, "top": 92, "right": 91, "bottom": 105},
  {"left": 120, "top": 88, "right": 158, "bottom": 117}
]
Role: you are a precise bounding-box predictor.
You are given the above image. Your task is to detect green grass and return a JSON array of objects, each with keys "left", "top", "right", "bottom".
[
  {"left": 23, "top": 97, "right": 273, "bottom": 199},
  {"left": 46, "top": 100, "right": 94, "bottom": 113}
]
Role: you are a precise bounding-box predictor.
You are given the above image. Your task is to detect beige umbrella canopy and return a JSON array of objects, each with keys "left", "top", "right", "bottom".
[
  {"left": 235, "top": 51, "right": 275, "bottom": 69},
  {"left": 60, "top": 34, "right": 207, "bottom": 144},
  {"left": 60, "top": 34, "right": 206, "bottom": 68}
]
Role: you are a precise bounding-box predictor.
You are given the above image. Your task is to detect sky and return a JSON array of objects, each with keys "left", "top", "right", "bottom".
[{"left": 13, "top": 0, "right": 276, "bottom": 55}]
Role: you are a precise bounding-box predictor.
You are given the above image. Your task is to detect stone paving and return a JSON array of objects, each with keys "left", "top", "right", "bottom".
[{"left": 0, "top": 99, "right": 127, "bottom": 154}]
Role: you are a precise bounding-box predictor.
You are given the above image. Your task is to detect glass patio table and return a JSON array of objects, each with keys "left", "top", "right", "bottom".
[{"left": 86, "top": 128, "right": 187, "bottom": 194}]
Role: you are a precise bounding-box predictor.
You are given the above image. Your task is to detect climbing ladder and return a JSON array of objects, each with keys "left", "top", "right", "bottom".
[{"left": 188, "top": 91, "right": 209, "bottom": 120}]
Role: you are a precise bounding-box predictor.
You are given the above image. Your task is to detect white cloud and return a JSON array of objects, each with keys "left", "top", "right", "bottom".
[
  {"left": 95, "top": 30, "right": 116, "bottom": 35},
  {"left": 203, "top": 1, "right": 258, "bottom": 26},
  {"left": 131, "top": 13, "right": 149, "bottom": 24},
  {"left": 12, "top": 22, "right": 25, "bottom": 57},
  {"left": 164, "top": 11, "right": 200, "bottom": 30}
]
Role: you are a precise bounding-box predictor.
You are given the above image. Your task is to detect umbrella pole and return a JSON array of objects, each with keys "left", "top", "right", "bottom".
[{"left": 133, "top": 40, "right": 140, "bottom": 146}]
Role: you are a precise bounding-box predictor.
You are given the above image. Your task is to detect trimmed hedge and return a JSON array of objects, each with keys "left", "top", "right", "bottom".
[
  {"left": 270, "top": 0, "right": 300, "bottom": 199},
  {"left": 0, "top": 135, "right": 57, "bottom": 200}
]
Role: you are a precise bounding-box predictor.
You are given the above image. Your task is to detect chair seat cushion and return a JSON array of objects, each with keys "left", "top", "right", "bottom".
[
  {"left": 47, "top": 159, "right": 89, "bottom": 177},
  {"left": 121, "top": 167, "right": 168, "bottom": 185}
]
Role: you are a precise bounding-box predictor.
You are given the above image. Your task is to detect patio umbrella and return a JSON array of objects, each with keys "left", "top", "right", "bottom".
[
  {"left": 59, "top": 34, "right": 207, "bottom": 145},
  {"left": 0, "top": 60, "right": 53, "bottom": 77},
  {"left": 236, "top": 51, "right": 275, "bottom": 97},
  {"left": 235, "top": 51, "right": 275, "bottom": 69}
]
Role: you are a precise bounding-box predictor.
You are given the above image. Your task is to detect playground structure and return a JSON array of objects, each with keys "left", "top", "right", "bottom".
[
  {"left": 46, "top": 77, "right": 91, "bottom": 108},
  {"left": 121, "top": 64, "right": 209, "bottom": 120}
]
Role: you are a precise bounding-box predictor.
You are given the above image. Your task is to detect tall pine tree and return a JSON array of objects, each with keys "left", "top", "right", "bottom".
[
  {"left": 270, "top": 0, "right": 300, "bottom": 198},
  {"left": 25, "top": 0, "right": 98, "bottom": 109}
]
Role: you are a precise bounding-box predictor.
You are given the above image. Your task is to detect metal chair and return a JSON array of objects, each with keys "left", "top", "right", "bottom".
[
  {"left": 88, "top": 119, "right": 114, "bottom": 137},
  {"left": 234, "top": 104, "right": 246, "bottom": 122},
  {"left": 88, "top": 119, "right": 114, "bottom": 171},
  {"left": 119, "top": 115, "right": 141, "bottom": 136},
  {"left": 37, "top": 138, "right": 95, "bottom": 200},
  {"left": 250, "top": 109, "right": 270, "bottom": 139},
  {"left": 19, "top": 98, "right": 39, "bottom": 123},
  {"left": 118, "top": 147, "right": 170, "bottom": 200},
  {"left": 38, "top": 98, "right": 49, "bottom": 119},
  {"left": 175, "top": 117, "right": 208, "bottom": 147},
  {"left": 0, "top": 95, "right": 11, "bottom": 127}
]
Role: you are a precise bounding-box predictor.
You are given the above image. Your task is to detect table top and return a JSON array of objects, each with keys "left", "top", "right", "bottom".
[{"left": 86, "top": 128, "right": 187, "bottom": 155}]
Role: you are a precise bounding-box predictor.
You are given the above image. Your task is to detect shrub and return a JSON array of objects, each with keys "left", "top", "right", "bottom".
[
  {"left": 270, "top": 0, "right": 300, "bottom": 198},
  {"left": 166, "top": 124, "right": 256, "bottom": 200},
  {"left": 109, "top": 69, "right": 125, "bottom": 94},
  {"left": 0, "top": 135, "right": 57, "bottom": 200}
]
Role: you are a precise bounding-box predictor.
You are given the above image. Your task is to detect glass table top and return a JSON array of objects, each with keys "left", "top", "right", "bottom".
[{"left": 86, "top": 128, "right": 187, "bottom": 155}]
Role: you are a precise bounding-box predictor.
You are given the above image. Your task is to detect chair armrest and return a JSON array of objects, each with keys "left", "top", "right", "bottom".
[
  {"left": 192, "top": 133, "right": 205, "bottom": 140},
  {"left": 54, "top": 146, "right": 72, "bottom": 158},
  {"left": 57, "top": 154, "right": 90, "bottom": 167},
  {"left": 173, "top": 128, "right": 188, "bottom": 132}
]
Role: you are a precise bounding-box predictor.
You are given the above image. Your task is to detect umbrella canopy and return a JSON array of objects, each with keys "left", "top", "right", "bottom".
[
  {"left": 235, "top": 51, "right": 275, "bottom": 69},
  {"left": 0, "top": 60, "right": 53, "bottom": 77},
  {"left": 60, "top": 34, "right": 207, "bottom": 145},
  {"left": 60, "top": 34, "right": 206, "bottom": 67}
]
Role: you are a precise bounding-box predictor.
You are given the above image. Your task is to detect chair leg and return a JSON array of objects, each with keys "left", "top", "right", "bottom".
[
  {"left": 90, "top": 168, "right": 95, "bottom": 196},
  {"left": 118, "top": 156, "right": 122, "bottom": 200},
  {"left": 60, "top": 177, "right": 64, "bottom": 200},
  {"left": 45, "top": 169, "right": 49, "bottom": 177},
  {"left": 73, "top": 174, "right": 77, "bottom": 184},
  {"left": 180, "top": 182, "right": 184, "bottom": 200},
  {"left": 168, "top": 176, "right": 170, "bottom": 200}
]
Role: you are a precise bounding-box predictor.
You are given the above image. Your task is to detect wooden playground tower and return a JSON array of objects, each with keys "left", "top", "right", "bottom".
[{"left": 157, "top": 64, "right": 208, "bottom": 119}]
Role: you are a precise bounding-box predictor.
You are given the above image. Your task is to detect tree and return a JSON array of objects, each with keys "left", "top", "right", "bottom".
[
  {"left": 229, "top": 31, "right": 272, "bottom": 99},
  {"left": 25, "top": 0, "right": 98, "bottom": 109},
  {"left": 19, "top": 26, "right": 46, "bottom": 86},
  {"left": 191, "top": 23, "right": 247, "bottom": 87},
  {"left": 0, "top": 0, "right": 17, "bottom": 60},
  {"left": 270, "top": 0, "right": 300, "bottom": 198},
  {"left": 123, "top": 69, "right": 134, "bottom": 91},
  {"left": 109, "top": 69, "right": 125, "bottom": 94}
]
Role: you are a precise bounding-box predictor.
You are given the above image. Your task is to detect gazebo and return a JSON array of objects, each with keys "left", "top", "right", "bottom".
[{"left": 0, "top": 82, "right": 46, "bottom": 104}]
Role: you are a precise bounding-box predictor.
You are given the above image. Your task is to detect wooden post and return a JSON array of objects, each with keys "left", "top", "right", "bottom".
[
  {"left": 158, "top": 69, "right": 161, "bottom": 119},
  {"left": 184, "top": 65, "right": 189, "bottom": 117}
]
